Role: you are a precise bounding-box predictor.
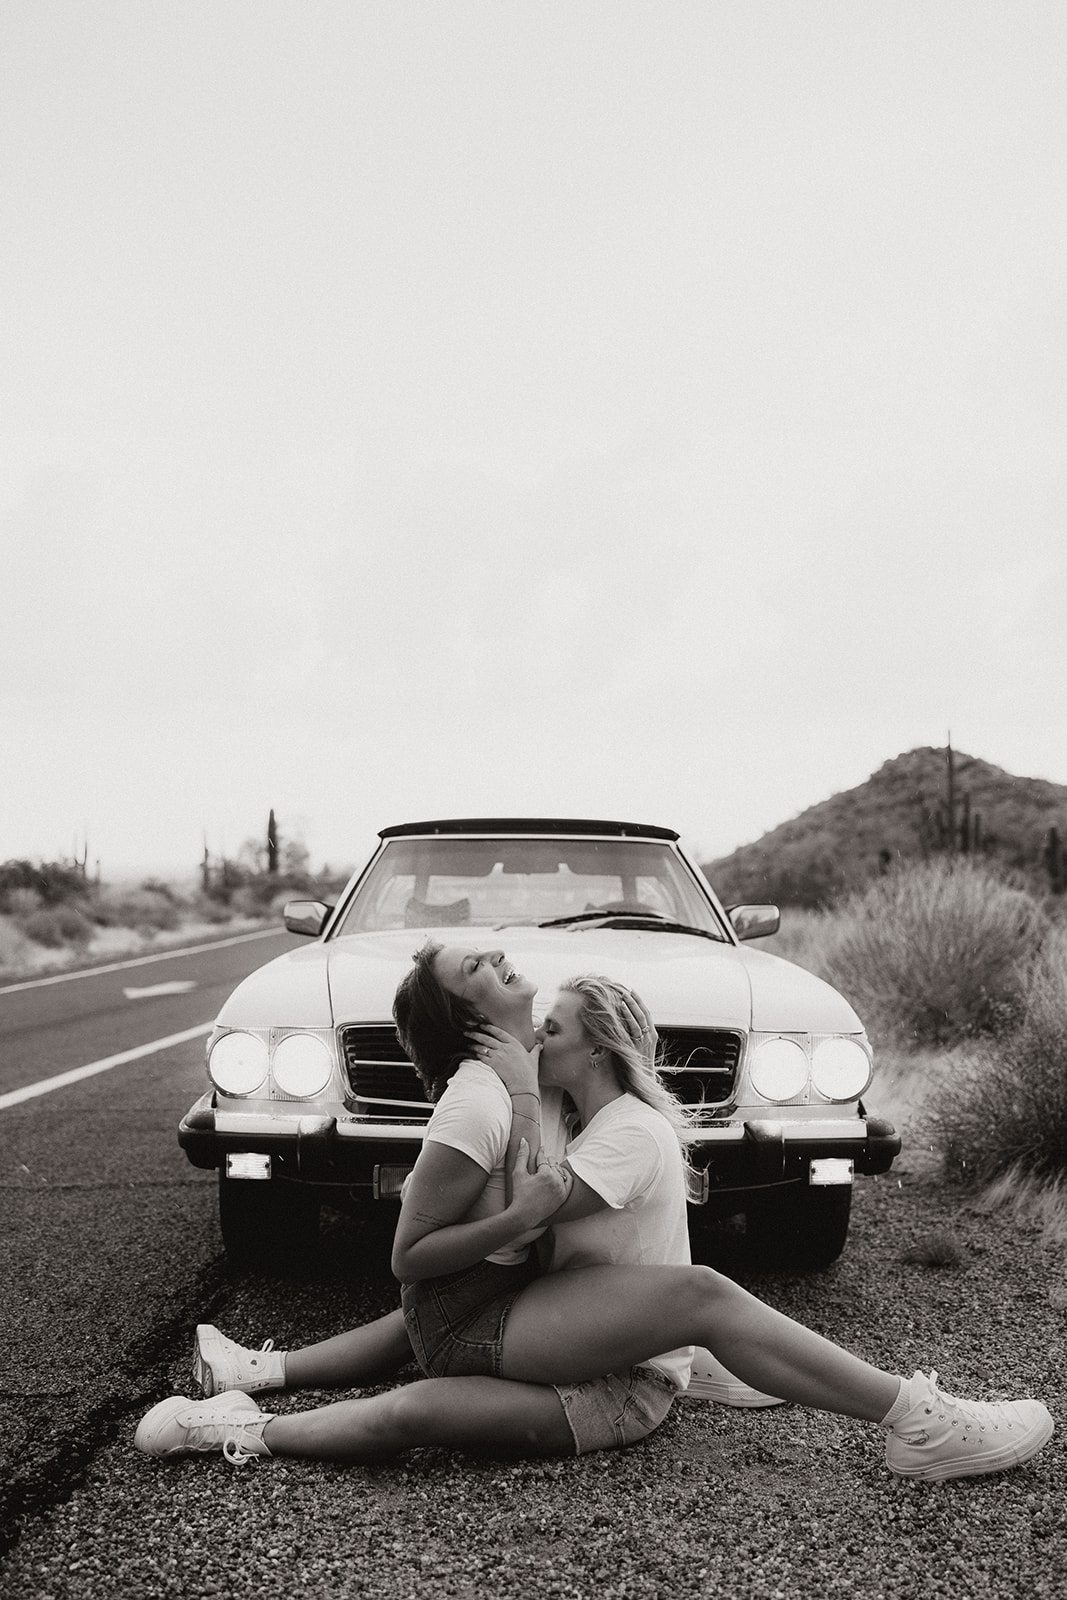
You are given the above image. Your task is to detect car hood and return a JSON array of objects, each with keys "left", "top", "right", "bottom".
[{"left": 216, "top": 925, "right": 863, "bottom": 1035}]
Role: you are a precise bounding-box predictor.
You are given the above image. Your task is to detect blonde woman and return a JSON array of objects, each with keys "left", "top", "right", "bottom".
[{"left": 136, "top": 947, "right": 1053, "bottom": 1478}]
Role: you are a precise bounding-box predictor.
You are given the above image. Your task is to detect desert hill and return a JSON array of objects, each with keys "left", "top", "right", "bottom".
[{"left": 701, "top": 746, "right": 1067, "bottom": 908}]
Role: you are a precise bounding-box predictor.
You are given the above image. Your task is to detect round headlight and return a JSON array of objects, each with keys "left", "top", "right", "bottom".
[
  {"left": 812, "top": 1037, "right": 872, "bottom": 1101},
  {"left": 272, "top": 1033, "right": 332, "bottom": 1098},
  {"left": 750, "top": 1037, "right": 809, "bottom": 1101},
  {"left": 209, "top": 1031, "right": 268, "bottom": 1095}
]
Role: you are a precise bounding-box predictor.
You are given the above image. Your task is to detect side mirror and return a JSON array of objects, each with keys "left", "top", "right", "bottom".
[
  {"left": 283, "top": 899, "right": 333, "bottom": 938},
  {"left": 727, "top": 904, "right": 781, "bottom": 941}
]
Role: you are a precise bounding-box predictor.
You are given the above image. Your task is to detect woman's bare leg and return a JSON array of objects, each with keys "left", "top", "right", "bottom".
[
  {"left": 500, "top": 1265, "right": 900, "bottom": 1423},
  {"left": 263, "top": 1377, "right": 573, "bottom": 1460},
  {"left": 283, "top": 1310, "right": 414, "bottom": 1389}
]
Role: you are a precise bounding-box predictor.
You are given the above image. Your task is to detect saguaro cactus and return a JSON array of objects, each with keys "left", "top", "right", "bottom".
[{"left": 267, "top": 810, "right": 279, "bottom": 876}]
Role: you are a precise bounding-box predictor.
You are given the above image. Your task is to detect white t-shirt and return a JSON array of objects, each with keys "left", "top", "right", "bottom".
[
  {"left": 422, "top": 1059, "right": 534, "bottom": 1267},
  {"left": 543, "top": 1093, "right": 694, "bottom": 1389}
]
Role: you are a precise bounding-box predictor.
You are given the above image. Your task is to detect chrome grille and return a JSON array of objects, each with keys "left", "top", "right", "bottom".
[
  {"left": 338, "top": 1023, "right": 743, "bottom": 1117},
  {"left": 658, "top": 1028, "right": 742, "bottom": 1107},
  {"left": 338, "top": 1024, "right": 432, "bottom": 1120}
]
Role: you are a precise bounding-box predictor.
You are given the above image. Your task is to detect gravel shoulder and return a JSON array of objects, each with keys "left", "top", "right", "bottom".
[{"left": 2, "top": 1142, "right": 1064, "bottom": 1600}]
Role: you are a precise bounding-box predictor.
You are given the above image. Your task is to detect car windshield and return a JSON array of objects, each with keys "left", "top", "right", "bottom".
[{"left": 332, "top": 835, "right": 728, "bottom": 939}]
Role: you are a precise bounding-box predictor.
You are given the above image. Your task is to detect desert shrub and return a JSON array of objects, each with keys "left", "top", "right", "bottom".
[
  {"left": 21, "top": 904, "right": 94, "bottom": 948},
  {"left": 228, "top": 885, "right": 271, "bottom": 918},
  {"left": 4, "top": 886, "right": 43, "bottom": 918},
  {"left": 208, "top": 865, "right": 347, "bottom": 917},
  {"left": 0, "top": 916, "right": 35, "bottom": 969},
  {"left": 140, "top": 877, "right": 179, "bottom": 903},
  {"left": 0, "top": 858, "right": 88, "bottom": 910},
  {"left": 92, "top": 884, "right": 183, "bottom": 933},
  {"left": 899, "top": 1229, "right": 965, "bottom": 1269},
  {"left": 202, "top": 859, "right": 268, "bottom": 907},
  {"left": 818, "top": 858, "right": 1047, "bottom": 1047},
  {"left": 930, "top": 927, "right": 1067, "bottom": 1185},
  {"left": 190, "top": 894, "right": 235, "bottom": 924},
  {"left": 710, "top": 848, "right": 856, "bottom": 910},
  {"left": 228, "top": 879, "right": 311, "bottom": 917}
]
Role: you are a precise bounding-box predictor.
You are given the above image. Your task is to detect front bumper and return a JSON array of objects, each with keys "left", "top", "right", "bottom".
[
  {"left": 688, "top": 1111, "right": 900, "bottom": 1205},
  {"left": 179, "top": 1092, "right": 426, "bottom": 1192},
  {"left": 179, "top": 1092, "right": 900, "bottom": 1199}
]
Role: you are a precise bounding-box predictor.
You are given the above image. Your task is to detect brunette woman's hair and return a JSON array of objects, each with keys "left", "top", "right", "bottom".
[
  {"left": 392, "top": 940, "right": 478, "bottom": 1102},
  {"left": 560, "top": 974, "right": 698, "bottom": 1151}
]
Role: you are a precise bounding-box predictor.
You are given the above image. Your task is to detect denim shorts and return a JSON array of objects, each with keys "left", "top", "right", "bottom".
[
  {"left": 554, "top": 1366, "right": 678, "bottom": 1456},
  {"left": 402, "top": 1260, "right": 677, "bottom": 1456},
  {"left": 401, "top": 1256, "right": 539, "bottom": 1379}
]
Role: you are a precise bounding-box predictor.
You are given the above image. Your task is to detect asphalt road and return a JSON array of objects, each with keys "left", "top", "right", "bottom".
[
  {"left": 0, "top": 929, "right": 331, "bottom": 1548},
  {"left": 2, "top": 933, "right": 1065, "bottom": 1598},
  {"left": 0, "top": 928, "right": 293, "bottom": 1093}
]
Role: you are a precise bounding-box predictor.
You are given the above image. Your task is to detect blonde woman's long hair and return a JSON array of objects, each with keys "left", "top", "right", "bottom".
[{"left": 559, "top": 974, "right": 697, "bottom": 1155}]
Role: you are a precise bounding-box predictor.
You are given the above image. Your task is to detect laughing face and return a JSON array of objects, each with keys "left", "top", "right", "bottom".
[{"left": 432, "top": 945, "right": 538, "bottom": 1027}]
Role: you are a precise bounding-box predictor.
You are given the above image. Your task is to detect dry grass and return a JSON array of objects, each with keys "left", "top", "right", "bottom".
[
  {"left": 866, "top": 1046, "right": 1067, "bottom": 1257},
  {"left": 899, "top": 1229, "right": 966, "bottom": 1269},
  {"left": 0, "top": 916, "right": 36, "bottom": 974},
  {"left": 929, "top": 927, "right": 1067, "bottom": 1186},
  {"left": 758, "top": 867, "right": 1050, "bottom": 1050},
  {"left": 972, "top": 1166, "right": 1067, "bottom": 1256},
  {"left": 761, "top": 898, "right": 1067, "bottom": 1224},
  {"left": 861, "top": 1041, "right": 954, "bottom": 1130},
  {"left": 818, "top": 858, "right": 1047, "bottom": 1048},
  {"left": 750, "top": 907, "right": 835, "bottom": 979},
  {"left": 92, "top": 883, "right": 183, "bottom": 934}
]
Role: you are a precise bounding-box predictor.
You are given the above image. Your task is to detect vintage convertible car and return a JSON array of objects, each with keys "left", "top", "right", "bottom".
[{"left": 179, "top": 817, "right": 900, "bottom": 1269}]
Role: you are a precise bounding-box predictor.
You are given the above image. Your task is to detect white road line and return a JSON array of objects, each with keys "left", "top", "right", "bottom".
[
  {"left": 0, "top": 927, "right": 286, "bottom": 996},
  {"left": 0, "top": 1023, "right": 213, "bottom": 1111},
  {"left": 123, "top": 981, "right": 198, "bottom": 998}
]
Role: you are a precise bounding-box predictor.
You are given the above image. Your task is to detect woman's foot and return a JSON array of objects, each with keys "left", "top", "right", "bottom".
[
  {"left": 134, "top": 1392, "right": 272, "bottom": 1463},
  {"left": 885, "top": 1371, "right": 1054, "bottom": 1479},
  {"left": 194, "top": 1324, "right": 286, "bottom": 1396}
]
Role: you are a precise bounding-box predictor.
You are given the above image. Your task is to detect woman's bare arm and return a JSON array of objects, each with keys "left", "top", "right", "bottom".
[
  {"left": 467, "top": 1027, "right": 544, "bottom": 1199},
  {"left": 391, "top": 1139, "right": 567, "bottom": 1281}
]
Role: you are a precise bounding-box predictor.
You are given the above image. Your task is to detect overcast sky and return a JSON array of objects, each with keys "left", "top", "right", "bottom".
[{"left": 3, "top": 2, "right": 1065, "bottom": 881}]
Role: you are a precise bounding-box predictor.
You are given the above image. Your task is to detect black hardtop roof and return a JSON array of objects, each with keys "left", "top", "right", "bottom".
[{"left": 378, "top": 817, "right": 680, "bottom": 842}]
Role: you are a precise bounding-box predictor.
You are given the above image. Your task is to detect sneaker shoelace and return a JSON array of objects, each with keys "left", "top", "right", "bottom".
[
  {"left": 181, "top": 1398, "right": 267, "bottom": 1464},
  {"left": 917, "top": 1372, "right": 1013, "bottom": 1436},
  {"left": 220, "top": 1421, "right": 267, "bottom": 1465}
]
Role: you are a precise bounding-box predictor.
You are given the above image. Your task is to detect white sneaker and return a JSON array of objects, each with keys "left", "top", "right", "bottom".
[
  {"left": 194, "top": 1323, "right": 286, "bottom": 1396},
  {"left": 885, "top": 1370, "right": 1054, "bottom": 1480},
  {"left": 682, "top": 1348, "right": 786, "bottom": 1407},
  {"left": 134, "top": 1391, "right": 272, "bottom": 1464}
]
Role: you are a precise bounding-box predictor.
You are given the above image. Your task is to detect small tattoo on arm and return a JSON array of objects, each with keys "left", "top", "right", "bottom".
[{"left": 412, "top": 1209, "right": 449, "bottom": 1230}]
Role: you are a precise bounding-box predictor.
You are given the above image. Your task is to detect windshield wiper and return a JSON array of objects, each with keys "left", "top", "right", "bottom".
[
  {"left": 602, "top": 916, "right": 723, "bottom": 941},
  {"left": 537, "top": 910, "right": 722, "bottom": 941},
  {"left": 537, "top": 911, "right": 628, "bottom": 928}
]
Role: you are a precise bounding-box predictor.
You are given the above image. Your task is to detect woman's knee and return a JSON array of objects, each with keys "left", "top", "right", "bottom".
[
  {"left": 372, "top": 1384, "right": 427, "bottom": 1449},
  {"left": 683, "top": 1264, "right": 731, "bottom": 1320}
]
